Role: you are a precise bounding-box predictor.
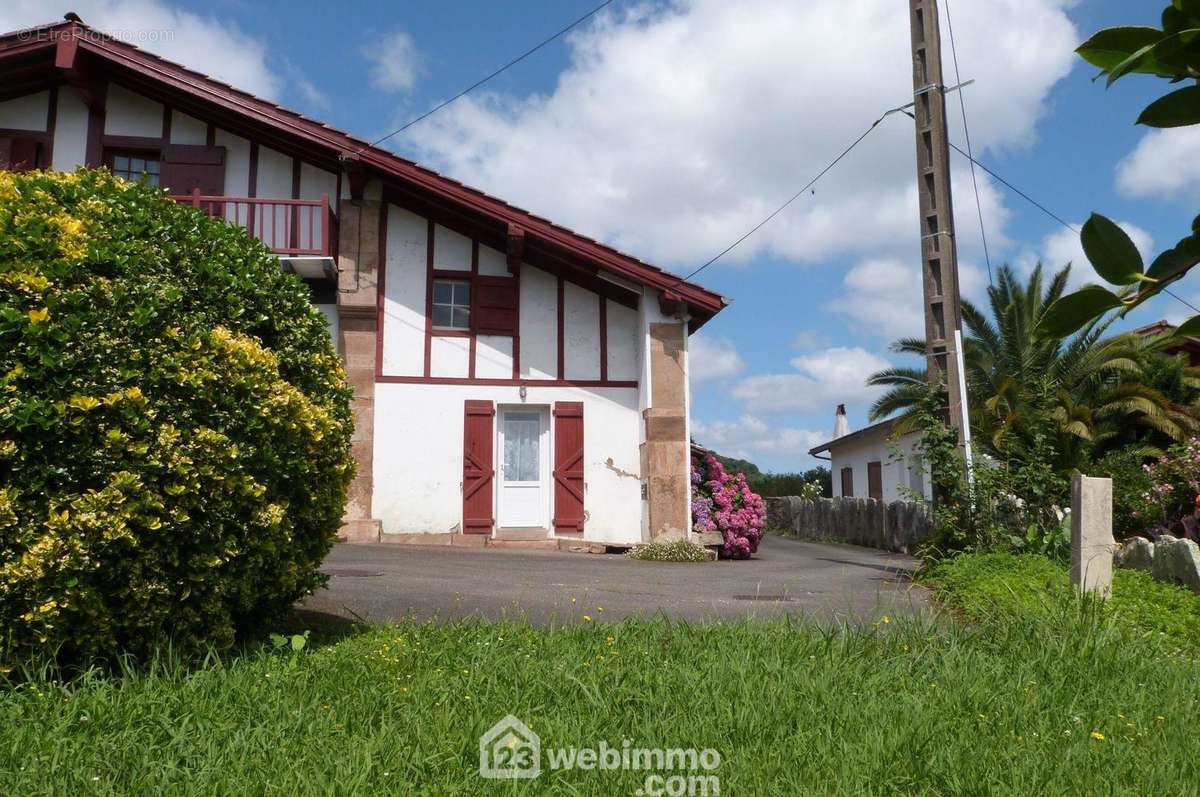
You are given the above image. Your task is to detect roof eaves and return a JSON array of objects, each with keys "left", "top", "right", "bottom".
[{"left": 9, "top": 19, "right": 727, "bottom": 318}]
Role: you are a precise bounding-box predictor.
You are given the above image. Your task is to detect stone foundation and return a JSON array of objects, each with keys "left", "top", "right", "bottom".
[{"left": 335, "top": 200, "right": 383, "bottom": 541}]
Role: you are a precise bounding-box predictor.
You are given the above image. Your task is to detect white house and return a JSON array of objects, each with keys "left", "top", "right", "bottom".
[
  {"left": 0, "top": 16, "right": 727, "bottom": 547},
  {"left": 808, "top": 406, "right": 931, "bottom": 503}
]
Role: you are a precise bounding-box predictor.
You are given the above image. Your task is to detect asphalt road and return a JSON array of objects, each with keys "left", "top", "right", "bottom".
[{"left": 299, "top": 534, "right": 929, "bottom": 625}]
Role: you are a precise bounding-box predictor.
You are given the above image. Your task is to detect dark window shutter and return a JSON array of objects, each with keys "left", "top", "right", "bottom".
[
  {"left": 0, "top": 136, "right": 41, "bottom": 171},
  {"left": 552, "top": 402, "right": 585, "bottom": 532},
  {"left": 867, "top": 461, "right": 883, "bottom": 501},
  {"left": 474, "top": 275, "right": 518, "bottom": 335},
  {"left": 160, "top": 144, "right": 226, "bottom": 196},
  {"left": 463, "top": 400, "right": 495, "bottom": 534},
  {"left": 840, "top": 467, "right": 854, "bottom": 498}
]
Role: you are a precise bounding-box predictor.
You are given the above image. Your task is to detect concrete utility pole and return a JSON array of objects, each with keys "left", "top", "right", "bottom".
[{"left": 908, "top": 0, "right": 972, "bottom": 473}]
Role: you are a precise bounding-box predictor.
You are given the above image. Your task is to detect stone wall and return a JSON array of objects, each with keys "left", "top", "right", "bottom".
[
  {"left": 1114, "top": 535, "right": 1200, "bottom": 593},
  {"left": 765, "top": 496, "right": 933, "bottom": 554}
]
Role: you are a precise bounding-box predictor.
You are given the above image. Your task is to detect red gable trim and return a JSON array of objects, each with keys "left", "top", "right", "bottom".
[{"left": 0, "top": 20, "right": 726, "bottom": 327}]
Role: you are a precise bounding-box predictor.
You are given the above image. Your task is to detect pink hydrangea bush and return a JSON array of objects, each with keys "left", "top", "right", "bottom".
[{"left": 691, "top": 452, "right": 766, "bottom": 559}]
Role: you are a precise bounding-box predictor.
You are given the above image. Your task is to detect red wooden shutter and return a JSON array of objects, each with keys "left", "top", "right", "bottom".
[
  {"left": 474, "top": 275, "right": 518, "bottom": 335},
  {"left": 0, "top": 137, "right": 41, "bottom": 171},
  {"left": 462, "top": 400, "right": 495, "bottom": 534},
  {"left": 160, "top": 144, "right": 226, "bottom": 196},
  {"left": 552, "top": 402, "right": 585, "bottom": 532},
  {"left": 867, "top": 461, "right": 883, "bottom": 501}
]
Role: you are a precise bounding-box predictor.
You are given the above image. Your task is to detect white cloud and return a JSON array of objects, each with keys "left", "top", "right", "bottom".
[
  {"left": 0, "top": 1, "right": 283, "bottom": 100},
  {"left": 731, "top": 346, "right": 891, "bottom": 413},
  {"left": 1117, "top": 127, "right": 1200, "bottom": 201},
  {"left": 366, "top": 30, "right": 421, "bottom": 93},
  {"left": 830, "top": 255, "right": 988, "bottom": 341},
  {"left": 689, "top": 334, "right": 745, "bottom": 382},
  {"left": 400, "top": 0, "right": 1076, "bottom": 269},
  {"left": 692, "top": 415, "right": 827, "bottom": 462},
  {"left": 1015, "top": 221, "right": 1154, "bottom": 290}
]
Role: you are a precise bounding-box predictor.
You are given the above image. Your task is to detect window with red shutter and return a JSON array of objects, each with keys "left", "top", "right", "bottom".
[
  {"left": 552, "top": 402, "right": 585, "bottom": 532},
  {"left": 0, "top": 136, "right": 42, "bottom": 171},
  {"left": 159, "top": 144, "right": 226, "bottom": 196},
  {"left": 474, "top": 275, "right": 519, "bottom": 336},
  {"left": 463, "top": 400, "right": 495, "bottom": 534}
]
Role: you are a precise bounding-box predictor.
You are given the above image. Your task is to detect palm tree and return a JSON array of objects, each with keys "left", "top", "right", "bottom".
[{"left": 867, "top": 264, "right": 1199, "bottom": 466}]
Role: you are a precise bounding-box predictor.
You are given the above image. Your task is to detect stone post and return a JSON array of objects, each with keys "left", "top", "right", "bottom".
[
  {"left": 1070, "top": 474, "right": 1114, "bottom": 598},
  {"left": 642, "top": 322, "right": 689, "bottom": 541},
  {"left": 335, "top": 199, "right": 383, "bottom": 542}
]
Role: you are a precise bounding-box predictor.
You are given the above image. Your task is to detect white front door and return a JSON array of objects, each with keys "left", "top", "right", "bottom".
[{"left": 497, "top": 409, "right": 548, "bottom": 528}]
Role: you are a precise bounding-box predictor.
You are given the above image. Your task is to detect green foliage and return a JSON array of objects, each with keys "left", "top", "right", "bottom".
[
  {"left": 924, "top": 551, "right": 1200, "bottom": 657},
  {"left": 1089, "top": 449, "right": 1156, "bottom": 540},
  {"left": 625, "top": 540, "right": 716, "bottom": 562},
  {"left": 747, "top": 467, "right": 830, "bottom": 499},
  {"left": 710, "top": 452, "right": 761, "bottom": 477},
  {"left": 869, "top": 264, "right": 1190, "bottom": 473},
  {"left": 0, "top": 170, "right": 354, "bottom": 665},
  {"left": 1081, "top": 213, "right": 1145, "bottom": 285},
  {"left": 3, "top": 613, "right": 1200, "bottom": 792},
  {"left": 1043, "top": 4, "right": 1200, "bottom": 337},
  {"left": 912, "top": 385, "right": 1068, "bottom": 556}
]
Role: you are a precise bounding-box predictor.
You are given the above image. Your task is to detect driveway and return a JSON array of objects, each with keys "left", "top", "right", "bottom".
[{"left": 300, "top": 534, "right": 929, "bottom": 625}]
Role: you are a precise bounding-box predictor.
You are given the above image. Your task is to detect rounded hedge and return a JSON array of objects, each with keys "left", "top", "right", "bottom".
[{"left": 0, "top": 170, "right": 354, "bottom": 663}]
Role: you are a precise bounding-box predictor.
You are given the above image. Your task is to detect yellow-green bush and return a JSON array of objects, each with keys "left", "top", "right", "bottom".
[{"left": 0, "top": 170, "right": 354, "bottom": 664}]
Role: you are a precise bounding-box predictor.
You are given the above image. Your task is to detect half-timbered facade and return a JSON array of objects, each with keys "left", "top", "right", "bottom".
[{"left": 0, "top": 16, "right": 727, "bottom": 547}]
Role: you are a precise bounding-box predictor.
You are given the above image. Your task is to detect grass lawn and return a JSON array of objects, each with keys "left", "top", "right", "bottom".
[{"left": 2, "top": 558, "right": 1200, "bottom": 795}]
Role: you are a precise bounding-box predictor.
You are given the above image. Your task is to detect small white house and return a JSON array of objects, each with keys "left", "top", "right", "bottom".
[
  {"left": 808, "top": 406, "right": 931, "bottom": 503},
  {"left": 0, "top": 16, "right": 728, "bottom": 548}
]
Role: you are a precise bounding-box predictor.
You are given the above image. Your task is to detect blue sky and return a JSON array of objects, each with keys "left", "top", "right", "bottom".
[{"left": 6, "top": 1, "right": 1194, "bottom": 472}]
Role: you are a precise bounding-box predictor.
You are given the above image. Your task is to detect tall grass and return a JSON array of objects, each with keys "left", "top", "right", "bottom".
[{"left": 2, "top": 606, "right": 1198, "bottom": 794}]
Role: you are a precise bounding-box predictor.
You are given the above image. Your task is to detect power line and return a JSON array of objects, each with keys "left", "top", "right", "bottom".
[
  {"left": 671, "top": 105, "right": 907, "bottom": 285},
  {"left": 358, "top": 0, "right": 616, "bottom": 153},
  {"left": 935, "top": 132, "right": 1200, "bottom": 317},
  {"left": 943, "top": 0, "right": 992, "bottom": 286}
]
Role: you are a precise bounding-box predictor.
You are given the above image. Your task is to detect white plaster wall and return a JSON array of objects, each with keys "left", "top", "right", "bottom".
[
  {"left": 316, "top": 303, "right": 339, "bottom": 345},
  {"left": 298, "top": 160, "right": 337, "bottom": 251},
  {"left": 256, "top": 145, "right": 293, "bottom": 198},
  {"left": 373, "top": 383, "right": 644, "bottom": 542},
  {"left": 563, "top": 282, "right": 600, "bottom": 381},
  {"left": 213, "top": 128, "right": 250, "bottom": 197},
  {"left": 606, "top": 300, "right": 639, "bottom": 381},
  {"left": 0, "top": 91, "right": 49, "bottom": 131},
  {"left": 382, "top": 204, "right": 427, "bottom": 376},
  {"left": 433, "top": 224, "right": 471, "bottom": 271},
  {"left": 169, "top": 110, "right": 207, "bottom": 144},
  {"left": 104, "top": 85, "right": 162, "bottom": 137},
  {"left": 519, "top": 265, "right": 558, "bottom": 379},
  {"left": 829, "top": 428, "right": 929, "bottom": 503},
  {"left": 51, "top": 87, "right": 88, "bottom": 171},
  {"left": 253, "top": 146, "right": 294, "bottom": 248},
  {"left": 478, "top": 244, "right": 508, "bottom": 277},
  {"left": 476, "top": 335, "right": 513, "bottom": 379},
  {"left": 430, "top": 335, "right": 470, "bottom": 378}
]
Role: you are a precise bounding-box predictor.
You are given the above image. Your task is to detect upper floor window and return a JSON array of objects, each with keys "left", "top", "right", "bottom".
[
  {"left": 433, "top": 279, "right": 471, "bottom": 330},
  {"left": 108, "top": 151, "right": 160, "bottom": 186}
]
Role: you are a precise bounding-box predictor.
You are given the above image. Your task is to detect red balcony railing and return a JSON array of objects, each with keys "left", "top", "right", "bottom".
[{"left": 173, "top": 190, "right": 337, "bottom": 259}]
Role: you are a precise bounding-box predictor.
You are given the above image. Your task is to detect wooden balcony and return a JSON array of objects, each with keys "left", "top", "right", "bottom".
[{"left": 172, "top": 190, "right": 338, "bottom": 260}]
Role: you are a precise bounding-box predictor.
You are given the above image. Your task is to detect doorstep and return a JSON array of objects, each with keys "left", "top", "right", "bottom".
[{"left": 372, "top": 531, "right": 608, "bottom": 553}]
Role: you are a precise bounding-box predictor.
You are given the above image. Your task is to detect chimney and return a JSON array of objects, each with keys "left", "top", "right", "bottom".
[{"left": 833, "top": 404, "right": 849, "bottom": 439}]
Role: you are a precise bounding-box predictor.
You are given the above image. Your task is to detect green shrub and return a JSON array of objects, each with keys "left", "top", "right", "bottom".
[
  {"left": 1089, "top": 449, "right": 1155, "bottom": 540},
  {"left": 625, "top": 540, "right": 716, "bottom": 562},
  {"left": 0, "top": 169, "right": 354, "bottom": 664},
  {"left": 923, "top": 551, "right": 1200, "bottom": 657}
]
